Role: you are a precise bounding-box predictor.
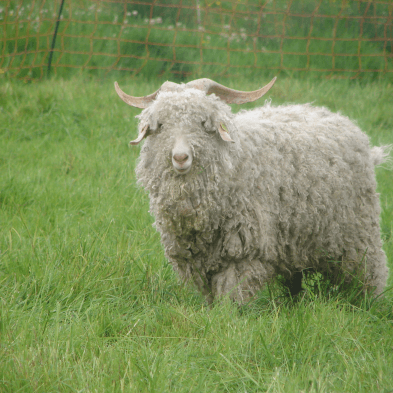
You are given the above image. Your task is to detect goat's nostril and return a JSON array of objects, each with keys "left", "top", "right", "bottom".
[{"left": 173, "top": 153, "right": 188, "bottom": 164}]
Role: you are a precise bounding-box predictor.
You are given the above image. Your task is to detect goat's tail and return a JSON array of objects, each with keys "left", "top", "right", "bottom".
[{"left": 371, "top": 145, "right": 392, "bottom": 167}]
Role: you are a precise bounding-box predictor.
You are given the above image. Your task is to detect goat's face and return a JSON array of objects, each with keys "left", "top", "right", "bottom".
[
  {"left": 132, "top": 89, "right": 237, "bottom": 176},
  {"left": 144, "top": 117, "right": 231, "bottom": 176}
]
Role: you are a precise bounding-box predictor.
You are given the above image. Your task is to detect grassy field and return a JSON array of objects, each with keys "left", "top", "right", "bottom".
[{"left": 0, "top": 75, "right": 393, "bottom": 392}]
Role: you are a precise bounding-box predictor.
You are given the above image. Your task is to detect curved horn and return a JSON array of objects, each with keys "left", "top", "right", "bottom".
[
  {"left": 186, "top": 77, "right": 277, "bottom": 105},
  {"left": 114, "top": 82, "right": 159, "bottom": 109}
]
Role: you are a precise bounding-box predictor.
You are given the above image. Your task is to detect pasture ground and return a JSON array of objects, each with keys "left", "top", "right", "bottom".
[{"left": 0, "top": 76, "right": 393, "bottom": 392}]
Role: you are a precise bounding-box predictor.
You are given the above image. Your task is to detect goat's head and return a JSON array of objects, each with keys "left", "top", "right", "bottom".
[{"left": 115, "top": 78, "right": 276, "bottom": 175}]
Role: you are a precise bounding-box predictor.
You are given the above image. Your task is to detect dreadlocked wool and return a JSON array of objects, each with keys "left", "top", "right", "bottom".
[{"left": 134, "top": 87, "right": 389, "bottom": 304}]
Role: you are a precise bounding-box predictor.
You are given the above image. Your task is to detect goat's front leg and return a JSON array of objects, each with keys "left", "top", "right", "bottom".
[{"left": 211, "top": 260, "right": 273, "bottom": 304}]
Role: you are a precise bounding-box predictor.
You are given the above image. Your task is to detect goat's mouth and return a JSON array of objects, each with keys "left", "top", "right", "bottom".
[{"left": 173, "top": 165, "right": 191, "bottom": 175}]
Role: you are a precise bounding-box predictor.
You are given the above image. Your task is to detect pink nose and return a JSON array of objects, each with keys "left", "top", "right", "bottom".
[{"left": 173, "top": 153, "right": 189, "bottom": 164}]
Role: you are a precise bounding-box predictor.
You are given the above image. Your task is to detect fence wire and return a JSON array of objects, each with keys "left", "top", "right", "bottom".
[{"left": 1, "top": 0, "right": 392, "bottom": 81}]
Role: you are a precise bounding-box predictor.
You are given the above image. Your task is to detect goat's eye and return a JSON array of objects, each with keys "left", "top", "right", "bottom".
[
  {"left": 152, "top": 123, "right": 163, "bottom": 133},
  {"left": 202, "top": 120, "right": 215, "bottom": 133}
]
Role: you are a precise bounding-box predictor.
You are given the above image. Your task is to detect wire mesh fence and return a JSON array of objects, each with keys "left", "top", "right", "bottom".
[{"left": 1, "top": 0, "right": 392, "bottom": 81}]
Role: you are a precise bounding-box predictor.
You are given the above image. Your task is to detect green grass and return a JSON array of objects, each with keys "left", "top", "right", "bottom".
[{"left": 0, "top": 75, "right": 393, "bottom": 392}]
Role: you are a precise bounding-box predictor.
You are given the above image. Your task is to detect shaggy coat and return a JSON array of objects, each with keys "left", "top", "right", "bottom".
[{"left": 134, "top": 86, "right": 389, "bottom": 304}]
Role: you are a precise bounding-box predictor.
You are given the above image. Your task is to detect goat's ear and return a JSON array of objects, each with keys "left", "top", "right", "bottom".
[
  {"left": 130, "top": 124, "right": 149, "bottom": 145},
  {"left": 218, "top": 123, "right": 235, "bottom": 143}
]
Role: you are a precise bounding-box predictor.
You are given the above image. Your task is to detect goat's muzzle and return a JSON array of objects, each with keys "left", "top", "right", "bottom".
[{"left": 172, "top": 140, "right": 193, "bottom": 175}]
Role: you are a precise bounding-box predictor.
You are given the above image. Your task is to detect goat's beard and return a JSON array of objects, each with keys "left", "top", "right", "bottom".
[{"left": 136, "top": 152, "right": 232, "bottom": 237}]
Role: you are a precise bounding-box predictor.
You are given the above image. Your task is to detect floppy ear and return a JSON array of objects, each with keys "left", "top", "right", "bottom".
[
  {"left": 218, "top": 123, "right": 235, "bottom": 143},
  {"left": 130, "top": 124, "right": 149, "bottom": 145},
  {"left": 202, "top": 118, "right": 235, "bottom": 143}
]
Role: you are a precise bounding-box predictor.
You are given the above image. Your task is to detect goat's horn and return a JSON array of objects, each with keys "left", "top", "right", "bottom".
[
  {"left": 114, "top": 82, "right": 159, "bottom": 108},
  {"left": 186, "top": 77, "right": 277, "bottom": 105}
]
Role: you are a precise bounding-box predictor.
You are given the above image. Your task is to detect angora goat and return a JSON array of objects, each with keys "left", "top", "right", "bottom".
[{"left": 115, "top": 78, "right": 389, "bottom": 304}]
